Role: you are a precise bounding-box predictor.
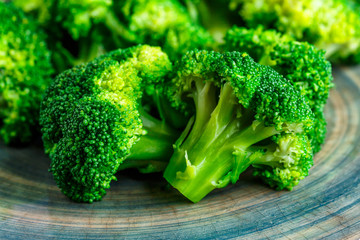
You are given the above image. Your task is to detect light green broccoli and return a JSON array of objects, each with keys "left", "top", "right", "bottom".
[{"left": 0, "top": 2, "right": 53, "bottom": 144}]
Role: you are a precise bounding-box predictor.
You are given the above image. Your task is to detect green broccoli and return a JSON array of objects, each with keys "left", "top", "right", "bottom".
[
  {"left": 15, "top": 0, "right": 114, "bottom": 72},
  {"left": 179, "top": 0, "right": 236, "bottom": 43},
  {"left": 110, "top": 0, "right": 215, "bottom": 60},
  {"left": 228, "top": 0, "right": 360, "bottom": 63},
  {"left": 223, "top": 26, "right": 334, "bottom": 152},
  {"left": 40, "top": 45, "right": 183, "bottom": 202},
  {"left": 163, "top": 50, "right": 315, "bottom": 202},
  {"left": 12, "top": 0, "right": 53, "bottom": 25},
  {"left": 0, "top": 2, "right": 53, "bottom": 145},
  {"left": 14, "top": 0, "right": 214, "bottom": 71}
]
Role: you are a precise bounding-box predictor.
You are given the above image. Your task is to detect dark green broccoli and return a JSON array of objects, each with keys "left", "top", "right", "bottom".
[
  {"left": 14, "top": 0, "right": 214, "bottom": 71},
  {"left": 40, "top": 45, "right": 182, "bottom": 202},
  {"left": 223, "top": 26, "right": 334, "bottom": 152},
  {"left": 228, "top": 0, "right": 360, "bottom": 63},
  {"left": 179, "top": 0, "right": 236, "bottom": 43},
  {"left": 223, "top": 26, "right": 293, "bottom": 66},
  {"left": 163, "top": 50, "right": 315, "bottom": 202},
  {"left": 15, "top": 0, "right": 113, "bottom": 72},
  {"left": 12, "top": 0, "right": 53, "bottom": 25},
  {"left": 0, "top": 2, "right": 53, "bottom": 145}
]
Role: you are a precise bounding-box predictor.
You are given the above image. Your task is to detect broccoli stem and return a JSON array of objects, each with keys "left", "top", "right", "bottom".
[
  {"left": 184, "top": 0, "right": 199, "bottom": 23},
  {"left": 152, "top": 90, "right": 189, "bottom": 129},
  {"left": 51, "top": 42, "right": 76, "bottom": 73},
  {"left": 118, "top": 134, "right": 174, "bottom": 173},
  {"left": 180, "top": 78, "right": 218, "bottom": 149},
  {"left": 164, "top": 82, "right": 280, "bottom": 202},
  {"left": 74, "top": 36, "right": 104, "bottom": 66},
  {"left": 124, "top": 106, "right": 180, "bottom": 173},
  {"left": 104, "top": 11, "right": 137, "bottom": 44}
]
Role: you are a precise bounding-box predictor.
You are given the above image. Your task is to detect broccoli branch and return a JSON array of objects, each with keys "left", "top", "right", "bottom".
[{"left": 164, "top": 82, "right": 281, "bottom": 202}]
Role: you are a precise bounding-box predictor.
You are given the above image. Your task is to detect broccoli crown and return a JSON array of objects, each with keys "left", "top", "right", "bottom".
[
  {"left": 15, "top": 0, "right": 112, "bottom": 41},
  {"left": 164, "top": 50, "right": 315, "bottom": 202},
  {"left": 13, "top": 0, "right": 53, "bottom": 25},
  {"left": 223, "top": 26, "right": 294, "bottom": 65},
  {"left": 223, "top": 26, "right": 334, "bottom": 152},
  {"left": 252, "top": 133, "right": 313, "bottom": 190},
  {"left": 15, "top": 0, "right": 214, "bottom": 70},
  {"left": 113, "top": 0, "right": 214, "bottom": 60},
  {"left": 115, "top": 0, "right": 191, "bottom": 42},
  {"left": 229, "top": 0, "right": 360, "bottom": 63},
  {"left": 40, "top": 45, "right": 173, "bottom": 202},
  {"left": 55, "top": 0, "right": 112, "bottom": 40},
  {"left": 0, "top": 2, "right": 53, "bottom": 144},
  {"left": 163, "top": 22, "right": 214, "bottom": 61},
  {"left": 271, "top": 41, "right": 333, "bottom": 111}
]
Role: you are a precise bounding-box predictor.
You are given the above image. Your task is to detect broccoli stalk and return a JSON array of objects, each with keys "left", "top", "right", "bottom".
[
  {"left": 164, "top": 50, "right": 314, "bottom": 202},
  {"left": 118, "top": 106, "right": 180, "bottom": 173},
  {"left": 165, "top": 84, "right": 279, "bottom": 201},
  {"left": 180, "top": 0, "right": 237, "bottom": 43}
]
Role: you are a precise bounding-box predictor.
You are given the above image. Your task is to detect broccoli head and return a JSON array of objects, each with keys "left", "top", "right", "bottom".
[
  {"left": 229, "top": 0, "right": 360, "bottom": 63},
  {"left": 40, "top": 45, "right": 181, "bottom": 202},
  {"left": 223, "top": 26, "right": 334, "bottom": 152},
  {"left": 163, "top": 50, "right": 315, "bottom": 202},
  {"left": 12, "top": 0, "right": 53, "bottom": 25},
  {"left": 14, "top": 0, "right": 214, "bottom": 71},
  {"left": 111, "top": 0, "right": 215, "bottom": 60},
  {"left": 0, "top": 2, "right": 53, "bottom": 145}
]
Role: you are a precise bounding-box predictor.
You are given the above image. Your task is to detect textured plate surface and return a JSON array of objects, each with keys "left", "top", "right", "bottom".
[{"left": 0, "top": 66, "right": 359, "bottom": 239}]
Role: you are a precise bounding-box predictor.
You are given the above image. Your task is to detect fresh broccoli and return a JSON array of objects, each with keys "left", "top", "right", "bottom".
[
  {"left": 40, "top": 45, "right": 183, "bottom": 202},
  {"left": 228, "top": 0, "right": 360, "bottom": 63},
  {"left": 223, "top": 26, "right": 294, "bottom": 66},
  {"left": 223, "top": 26, "right": 334, "bottom": 152},
  {"left": 179, "top": 0, "right": 237, "bottom": 43},
  {"left": 12, "top": 0, "right": 53, "bottom": 25},
  {"left": 14, "top": 0, "right": 113, "bottom": 72},
  {"left": 111, "top": 0, "right": 214, "bottom": 60},
  {"left": 0, "top": 2, "right": 53, "bottom": 145},
  {"left": 163, "top": 50, "right": 315, "bottom": 202},
  {"left": 14, "top": 0, "right": 214, "bottom": 71}
]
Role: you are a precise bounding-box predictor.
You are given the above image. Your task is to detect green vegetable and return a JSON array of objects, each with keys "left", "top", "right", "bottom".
[
  {"left": 40, "top": 45, "right": 182, "bottom": 202},
  {"left": 10, "top": 0, "right": 340, "bottom": 204},
  {"left": 14, "top": 0, "right": 214, "bottom": 71},
  {"left": 228, "top": 0, "right": 360, "bottom": 63},
  {"left": 0, "top": 2, "right": 53, "bottom": 145},
  {"left": 223, "top": 26, "right": 334, "bottom": 152},
  {"left": 179, "top": 0, "right": 236, "bottom": 43},
  {"left": 163, "top": 50, "right": 315, "bottom": 202}
]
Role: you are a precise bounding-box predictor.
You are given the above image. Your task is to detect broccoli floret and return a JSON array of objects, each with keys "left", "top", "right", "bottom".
[
  {"left": 163, "top": 50, "right": 315, "bottom": 202},
  {"left": 40, "top": 45, "right": 182, "bottom": 202},
  {"left": 223, "top": 26, "right": 294, "bottom": 66},
  {"left": 112, "top": 0, "right": 214, "bottom": 60},
  {"left": 45, "top": 0, "right": 113, "bottom": 71},
  {"left": 12, "top": 0, "right": 53, "bottom": 25},
  {"left": 0, "top": 2, "right": 53, "bottom": 145},
  {"left": 12, "top": 0, "right": 104, "bottom": 72},
  {"left": 15, "top": 0, "right": 214, "bottom": 71},
  {"left": 223, "top": 26, "right": 334, "bottom": 152},
  {"left": 228, "top": 0, "right": 360, "bottom": 63},
  {"left": 55, "top": 0, "right": 112, "bottom": 40}
]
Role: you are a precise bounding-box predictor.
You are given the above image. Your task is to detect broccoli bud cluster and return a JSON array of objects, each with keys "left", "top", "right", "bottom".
[{"left": 1, "top": 0, "right": 338, "bottom": 203}]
